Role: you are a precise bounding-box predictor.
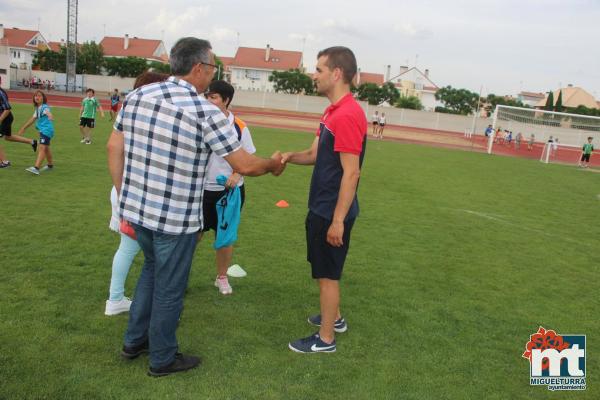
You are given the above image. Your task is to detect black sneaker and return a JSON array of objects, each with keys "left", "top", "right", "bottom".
[
  {"left": 308, "top": 314, "right": 348, "bottom": 333},
  {"left": 32, "top": 139, "right": 38, "bottom": 152},
  {"left": 121, "top": 340, "right": 149, "bottom": 360},
  {"left": 288, "top": 332, "right": 336, "bottom": 353},
  {"left": 148, "top": 353, "right": 201, "bottom": 377}
]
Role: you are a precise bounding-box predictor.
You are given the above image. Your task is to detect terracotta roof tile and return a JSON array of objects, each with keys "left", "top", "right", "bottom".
[
  {"left": 48, "top": 41, "right": 63, "bottom": 52},
  {"left": 231, "top": 47, "right": 302, "bottom": 70},
  {"left": 100, "top": 36, "right": 168, "bottom": 62},
  {"left": 218, "top": 56, "right": 234, "bottom": 69},
  {"left": 358, "top": 72, "right": 384, "bottom": 86},
  {"left": 3, "top": 27, "right": 48, "bottom": 50}
]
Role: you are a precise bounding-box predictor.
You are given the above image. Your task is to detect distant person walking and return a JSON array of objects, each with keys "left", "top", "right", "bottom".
[
  {"left": 515, "top": 132, "right": 523, "bottom": 150},
  {"left": 79, "top": 88, "right": 104, "bottom": 144},
  {"left": 527, "top": 134, "right": 535, "bottom": 151},
  {"left": 109, "top": 89, "right": 120, "bottom": 121},
  {"left": 371, "top": 110, "right": 379, "bottom": 137},
  {"left": 579, "top": 137, "right": 594, "bottom": 168},
  {"left": 378, "top": 112, "right": 386, "bottom": 139}
]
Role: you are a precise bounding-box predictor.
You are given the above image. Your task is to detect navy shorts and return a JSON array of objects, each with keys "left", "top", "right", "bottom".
[
  {"left": 305, "top": 211, "right": 355, "bottom": 280},
  {"left": 202, "top": 185, "right": 246, "bottom": 232},
  {"left": 79, "top": 117, "right": 95, "bottom": 128},
  {"left": 0, "top": 113, "right": 14, "bottom": 137},
  {"left": 39, "top": 134, "right": 52, "bottom": 146}
]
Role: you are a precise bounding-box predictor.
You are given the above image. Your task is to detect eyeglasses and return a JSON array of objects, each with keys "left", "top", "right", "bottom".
[{"left": 200, "top": 62, "right": 218, "bottom": 69}]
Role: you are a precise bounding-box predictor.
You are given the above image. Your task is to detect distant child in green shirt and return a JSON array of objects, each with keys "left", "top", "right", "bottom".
[
  {"left": 579, "top": 137, "right": 594, "bottom": 168},
  {"left": 79, "top": 88, "right": 104, "bottom": 144}
]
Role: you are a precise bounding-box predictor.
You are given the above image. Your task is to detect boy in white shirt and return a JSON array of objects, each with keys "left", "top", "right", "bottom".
[{"left": 202, "top": 80, "right": 256, "bottom": 295}]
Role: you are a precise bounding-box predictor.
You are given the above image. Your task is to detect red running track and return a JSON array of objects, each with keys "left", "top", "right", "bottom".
[{"left": 7, "top": 90, "right": 597, "bottom": 168}]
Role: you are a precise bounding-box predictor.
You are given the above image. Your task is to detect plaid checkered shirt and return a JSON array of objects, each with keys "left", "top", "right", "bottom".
[{"left": 114, "top": 76, "right": 241, "bottom": 234}]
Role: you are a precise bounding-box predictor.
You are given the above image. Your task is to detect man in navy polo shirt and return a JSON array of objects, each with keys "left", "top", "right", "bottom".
[{"left": 283, "top": 46, "right": 367, "bottom": 353}]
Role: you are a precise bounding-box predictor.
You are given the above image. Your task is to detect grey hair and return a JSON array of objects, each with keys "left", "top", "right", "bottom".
[{"left": 169, "top": 37, "right": 212, "bottom": 76}]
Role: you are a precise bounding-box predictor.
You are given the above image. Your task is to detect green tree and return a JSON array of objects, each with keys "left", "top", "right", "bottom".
[
  {"left": 395, "top": 94, "right": 423, "bottom": 110},
  {"left": 78, "top": 42, "right": 104, "bottom": 74},
  {"left": 355, "top": 83, "right": 384, "bottom": 105},
  {"left": 33, "top": 48, "right": 66, "bottom": 72},
  {"left": 269, "top": 69, "right": 314, "bottom": 94},
  {"left": 380, "top": 82, "right": 400, "bottom": 105},
  {"left": 555, "top": 90, "right": 564, "bottom": 112},
  {"left": 148, "top": 61, "right": 170, "bottom": 74},
  {"left": 435, "top": 85, "right": 479, "bottom": 115},
  {"left": 104, "top": 56, "right": 149, "bottom": 78},
  {"left": 484, "top": 93, "right": 528, "bottom": 115},
  {"left": 565, "top": 105, "right": 600, "bottom": 117},
  {"left": 544, "top": 91, "right": 554, "bottom": 111}
]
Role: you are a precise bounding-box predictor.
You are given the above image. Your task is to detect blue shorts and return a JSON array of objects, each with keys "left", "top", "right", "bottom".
[{"left": 39, "top": 134, "right": 52, "bottom": 145}]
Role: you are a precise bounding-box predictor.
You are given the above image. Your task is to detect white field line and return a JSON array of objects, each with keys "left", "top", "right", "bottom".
[{"left": 453, "top": 208, "right": 586, "bottom": 247}]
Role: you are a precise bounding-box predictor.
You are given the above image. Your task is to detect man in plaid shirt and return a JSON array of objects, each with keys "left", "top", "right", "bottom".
[{"left": 107, "top": 37, "right": 285, "bottom": 377}]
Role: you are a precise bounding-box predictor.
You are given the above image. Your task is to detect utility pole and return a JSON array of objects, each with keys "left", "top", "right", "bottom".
[{"left": 66, "top": 0, "right": 78, "bottom": 92}]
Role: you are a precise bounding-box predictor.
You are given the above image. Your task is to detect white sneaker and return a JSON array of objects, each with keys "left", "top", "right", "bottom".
[
  {"left": 40, "top": 165, "right": 53, "bottom": 172},
  {"left": 25, "top": 166, "right": 40, "bottom": 175},
  {"left": 80, "top": 138, "right": 86, "bottom": 143},
  {"left": 105, "top": 297, "right": 132, "bottom": 316},
  {"left": 85, "top": 140, "right": 92, "bottom": 145},
  {"left": 214, "top": 276, "right": 233, "bottom": 295}
]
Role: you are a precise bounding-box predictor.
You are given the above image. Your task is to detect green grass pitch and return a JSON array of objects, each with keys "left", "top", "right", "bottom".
[{"left": 0, "top": 103, "right": 598, "bottom": 399}]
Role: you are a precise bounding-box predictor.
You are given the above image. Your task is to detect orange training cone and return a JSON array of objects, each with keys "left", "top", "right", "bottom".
[{"left": 276, "top": 200, "right": 289, "bottom": 208}]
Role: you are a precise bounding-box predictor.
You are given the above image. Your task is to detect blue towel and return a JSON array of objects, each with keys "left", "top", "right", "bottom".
[{"left": 214, "top": 175, "right": 241, "bottom": 249}]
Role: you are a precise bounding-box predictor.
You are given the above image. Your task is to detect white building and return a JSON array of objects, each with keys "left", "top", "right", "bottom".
[
  {"left": 518, "top": 91, "right": 545, "bottom": 108},
  {"left": 0, "top": 24, "right": 50, "bottom": 71},
  {"left": 389, "top": 66, "right": 439, "bottom": 111},
  {"left": 229, "top": 45, "right": 302, "bottom": 92}
]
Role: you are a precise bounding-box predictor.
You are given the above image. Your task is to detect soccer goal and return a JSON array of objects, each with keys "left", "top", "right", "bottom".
[
  {"left": 539, "top": 141, "right": 582, "bottom": 164},
  {"left": 488, "top": 105, "right": 600, "bottom": 164}
]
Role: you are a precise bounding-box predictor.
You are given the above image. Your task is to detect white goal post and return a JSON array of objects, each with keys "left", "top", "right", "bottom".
[
  {"left": 539, "top": 142, "right": 582, "bottom": 164},
  {"left": 488, "top": 105, "right": 600, "bottom": 157}
]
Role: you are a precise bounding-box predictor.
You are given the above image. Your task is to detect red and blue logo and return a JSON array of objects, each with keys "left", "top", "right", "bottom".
[{"left": 523, "top": 327, "right": 586, "bottom": 391}]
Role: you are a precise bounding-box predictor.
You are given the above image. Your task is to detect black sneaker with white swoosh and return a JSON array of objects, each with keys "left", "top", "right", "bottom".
[{"left": 288, "top": 332, "right": 336, "bottom": 353}]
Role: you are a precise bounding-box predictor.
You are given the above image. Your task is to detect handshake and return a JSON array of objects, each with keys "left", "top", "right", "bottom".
[{"left": 269, "top": 151, "right": 292, "bottom": 176}]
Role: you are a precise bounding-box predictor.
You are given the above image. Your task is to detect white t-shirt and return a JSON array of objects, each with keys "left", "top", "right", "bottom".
[
  {"left": 379, "top": 115, "right": 386, "bottom": 124},
  {"left": 109, "top": 186, "right": 120, "bottom": 232},
  {"left": 372, "top": 113, "right": 379, "bottom": 123},
  {"left": 204, "top": 112, "right": 256, "bottom": 191}
]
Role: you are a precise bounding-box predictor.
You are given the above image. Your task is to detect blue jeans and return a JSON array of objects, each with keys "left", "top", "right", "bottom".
[
  {"left": 124, "top": 224, "right": 198, "bottom": 368},
  {"left": 109, "top": 233, "right": 141, "bottom": 301}
]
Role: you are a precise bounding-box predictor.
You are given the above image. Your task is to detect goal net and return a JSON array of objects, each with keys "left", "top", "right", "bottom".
[
  {"left": 539, "top": 141, "right": 582, "bottom": 164},
  {"left": 487, "top": 105, "right": 600, "bottom": 165}
]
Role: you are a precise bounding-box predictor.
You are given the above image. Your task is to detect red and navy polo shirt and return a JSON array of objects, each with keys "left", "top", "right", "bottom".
[{"left": 309, "top": 93, "right": 367, "bottom": 221}]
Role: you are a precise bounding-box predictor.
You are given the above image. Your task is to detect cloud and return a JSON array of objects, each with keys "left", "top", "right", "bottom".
[
  {"left": 392, "top": 22, "right": 432, "bottom": 39},
  {"left": 153, "top": 6, "right": 211, "bottom": 34},
  {"left": 288, "top": 33, "right": 319, "bottom": 43},
  {"left": 209, "top": 27, "right": 237, "bottom": 42},
  {"left": 321, "top": 18, "right": 370, "bottom": 40}
]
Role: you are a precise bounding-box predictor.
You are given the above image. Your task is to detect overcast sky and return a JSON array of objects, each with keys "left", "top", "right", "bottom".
[{"left": 2, "top": 0, "right": 599, "bottom": 97}]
